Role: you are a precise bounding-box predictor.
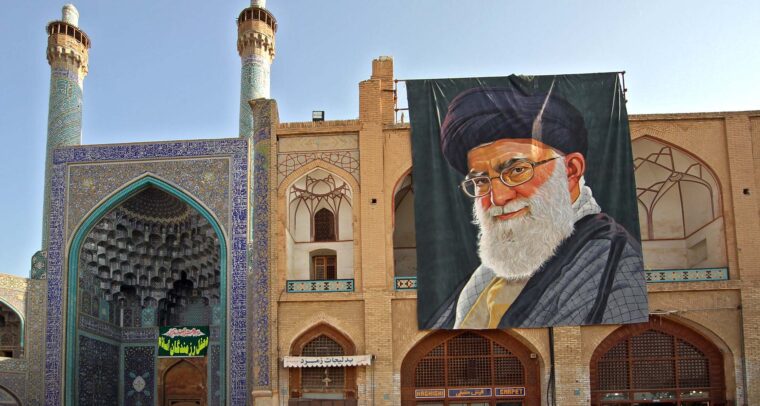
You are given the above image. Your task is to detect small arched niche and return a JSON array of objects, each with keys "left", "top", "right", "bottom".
[
  {"left": 287, "top": 169, "right": 353, "bottom": 280},
  {"left": 0, "top": 301, "right": 22, "bottom": 358},
  {"left": 633, "top": 137, "right": 726, "bottom": 270}
]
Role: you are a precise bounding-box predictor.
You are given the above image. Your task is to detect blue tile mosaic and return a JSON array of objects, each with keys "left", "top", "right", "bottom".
[
  {"left": 45, "top": 139, "right": 252, "bottom": 406},
  {"left": 42, "top": 69, "right": 83, "bottom": 250},
  {"left": 78, "top": 335, "right": 119, "bottom": 405},
  {"left": 239, "top": 55, "right": 271, "bottom": 138},
  {"left": 251, "top": 123, "right": 271, "bottom": 388},
  {"left": 124, "top": 346, "right": 155, "bottom": 406}
]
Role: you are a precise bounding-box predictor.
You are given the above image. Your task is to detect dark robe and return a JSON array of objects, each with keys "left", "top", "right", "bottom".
[{"left": 430, "top": 213, "right": 648, "bottom": 329}]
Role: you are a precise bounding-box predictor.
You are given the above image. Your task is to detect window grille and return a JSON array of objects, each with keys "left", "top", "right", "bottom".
[
  {"left": 413, "top": 332, "right": 525, "bottom": 389},
  {"left": 301, "top": 335, "right": 345, "bottom": 391},
  {"left": 593, "top": 328, "right": 719, "bottom": 404},
  {"left": 314, "top": 208, "right": 336, "bottom": 241}
]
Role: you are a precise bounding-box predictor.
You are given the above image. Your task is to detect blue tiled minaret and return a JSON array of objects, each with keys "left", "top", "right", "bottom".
[
  {"left": 237, "top": 0, "right": 276, "bottom": 138},
  {"left": 41, "top": 4, "right": 90, "bottom": 251}
]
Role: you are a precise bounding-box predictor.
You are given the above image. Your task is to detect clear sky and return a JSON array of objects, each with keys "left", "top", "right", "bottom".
[{"left": 0, "top": 1, "right": 758, "bottom": 277}]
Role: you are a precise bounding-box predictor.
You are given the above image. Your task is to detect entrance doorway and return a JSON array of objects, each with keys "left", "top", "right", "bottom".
[
  {"left": 69, "top": 181, "right": 225, "bottom": 406},
  {"left": 159, "top": 358, "right": 207, "bottom": 406},
  {"left": 401, "top": 331, "right": 540, "bottom": 406},
  {"left": 590, "top": 317, "right": 726, "bottom": 405}
]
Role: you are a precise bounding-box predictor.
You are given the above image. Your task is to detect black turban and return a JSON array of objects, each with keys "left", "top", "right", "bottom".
[{"left": 440, "top": 87, "right": 588, "bottom": 174}]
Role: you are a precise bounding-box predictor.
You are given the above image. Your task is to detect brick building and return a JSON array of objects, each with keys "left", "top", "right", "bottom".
[{"left": 1, "top": 2, "right": 759, "bottom": 406}]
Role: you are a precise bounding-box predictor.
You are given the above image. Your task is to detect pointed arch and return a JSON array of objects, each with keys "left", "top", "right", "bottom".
[
  {"left": 392, "top": 168, "right": 417, "bottom": 278},
  {"left": 590, "top": 316, "right": 726, "bottom": 405},
  {"left": 159, "top": 358, "right": 207, "bottom": 405},
  {"left": 0, "top": 298, "right": 23, "bottom": 351},
  {"left": 632, "top": 135, "right": 723, "bottom": 240},
  {"left": 278, "top": 162, "right": 359, "bottom": 282},
  {"left": 632, "top": 135, "right": 727, "bottom": 270},
  {"left": 64, "top": 174, "right": 228, "bottom": 406},
  {"left": 289, "top": 322, "right": 357, "bottom": 400},
  {"left": 400, "top": 330, "right": 541, "bottom": 405}
]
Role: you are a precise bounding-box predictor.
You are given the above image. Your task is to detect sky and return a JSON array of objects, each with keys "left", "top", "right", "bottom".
[{"left": 0, "top": 1, "right": 758, "bottom": 277}]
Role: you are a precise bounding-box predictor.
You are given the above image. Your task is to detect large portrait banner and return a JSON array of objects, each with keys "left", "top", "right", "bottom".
[{"left": 407, "top": 74, "right": 648, "bottom": 329}]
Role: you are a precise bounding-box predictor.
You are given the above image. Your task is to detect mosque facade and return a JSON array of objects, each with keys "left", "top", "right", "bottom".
[{"left": 1, "top": 2, "right": 760, "bottom": 406}]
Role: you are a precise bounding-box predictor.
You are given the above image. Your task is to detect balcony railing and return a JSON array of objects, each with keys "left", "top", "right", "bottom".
[
  {"left": 287, "top": 279, "right": 355, "bottom": 293},
  {"left": 645, "top": 267, "right": 728, "bottom": 283},
  {"left": 392, "top": 268, "right": 729, "bottom": 291}
]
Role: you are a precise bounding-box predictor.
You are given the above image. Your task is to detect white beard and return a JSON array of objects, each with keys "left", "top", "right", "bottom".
[{"left": 473, "top": 160, "right": 576, "bottom": 281}]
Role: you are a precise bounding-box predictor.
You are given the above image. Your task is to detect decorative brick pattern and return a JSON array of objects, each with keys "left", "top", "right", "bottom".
[{"left": 277, "top": 151, "right": 359, "bottom": 185}]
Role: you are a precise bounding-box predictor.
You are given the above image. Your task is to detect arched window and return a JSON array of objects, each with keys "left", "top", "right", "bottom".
[
  {"left": 633, "top": 137, "right": 726, "bottom": 269},
  {"left": 289, "top": 324, "right": 357, "bottom": 402},
  {"left": 302, "top": 336, "right": 345, "bottom": 393},
  {"left": 0, "top": 302, "right": 22, "bottom": 358},
  {"left": 401, "top": 331, "right": 540, "bottom": 405},
  {"left": 288, "top": 171, "right": 352, "bottom": 243},
  {"left": 393, "top": 172, "right": 417, "bottom": 277},
  {"left": 591, "top": 317, "right": 726, "bottom": 405},
  {"left": 314, "top": 208, "right": 336, "bottom": 242}
]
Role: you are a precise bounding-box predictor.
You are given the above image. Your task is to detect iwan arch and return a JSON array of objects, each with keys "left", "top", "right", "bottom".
[
  {"left": 1, "top": 2, "right": 760, "bottom": 406},
  {"left": 64, "top": 175, "right": 229, "bottom": 405}
]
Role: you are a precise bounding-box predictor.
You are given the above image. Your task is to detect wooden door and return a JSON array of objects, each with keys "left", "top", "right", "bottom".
[{"left": 158, "top": 358, "right": 207, "bottom": 406}]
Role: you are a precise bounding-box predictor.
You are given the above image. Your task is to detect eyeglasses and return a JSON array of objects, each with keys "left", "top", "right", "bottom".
[{"left": 460, "top": 157, "right": 560, "bottom": 198}]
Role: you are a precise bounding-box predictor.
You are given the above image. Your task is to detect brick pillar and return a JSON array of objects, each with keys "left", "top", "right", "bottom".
[
  {"left": 359, "top": 57, "right": 396, "bottom": 405},
  {"left": 725, "top": 114, "right": 760, "bottom": 405},
  {"left": 552, "top": 326, "right": 589, "bottom": 405},
  {"left": 725, "top": 115, "right": 760, "bottom": 280},
  {"left": 248, "top": 98, "right": 279, "bottom": 405}
]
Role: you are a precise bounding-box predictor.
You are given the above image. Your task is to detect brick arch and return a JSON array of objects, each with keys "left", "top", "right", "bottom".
[
  {"left": 590, "top": 316, "right": 726, "bottom": 405},
  {"left": 400, "top": 330, "right": 541, "bottom": 405},
  {"left": 632, "top": 134, "right": 724, "bottom": 208},
  {"left": 288, "top": 322, "right": 358, "bottom": 400},
  {"left": 632, "top": 134, "right": 726, "bottom": 251},
  {"left": 277, "top": 161, "right": 362, "bottom": 286}
]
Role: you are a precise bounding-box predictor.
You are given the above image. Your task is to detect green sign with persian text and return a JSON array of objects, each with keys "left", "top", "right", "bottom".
[{"left": 158, "top": 326, "right": 210, "bottom": 357}]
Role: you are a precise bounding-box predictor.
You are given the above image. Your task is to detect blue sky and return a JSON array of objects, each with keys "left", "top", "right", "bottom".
[{"left": 1, "top": 1, "right": 758, "bottom": 277}]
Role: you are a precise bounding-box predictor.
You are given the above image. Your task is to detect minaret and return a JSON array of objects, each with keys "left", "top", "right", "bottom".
[
  {"left": 237, "top": 0, "right": 276, "bottom": 138},
  {"left": 41, "top": 4, "right": 90, "bottom": 250}
]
